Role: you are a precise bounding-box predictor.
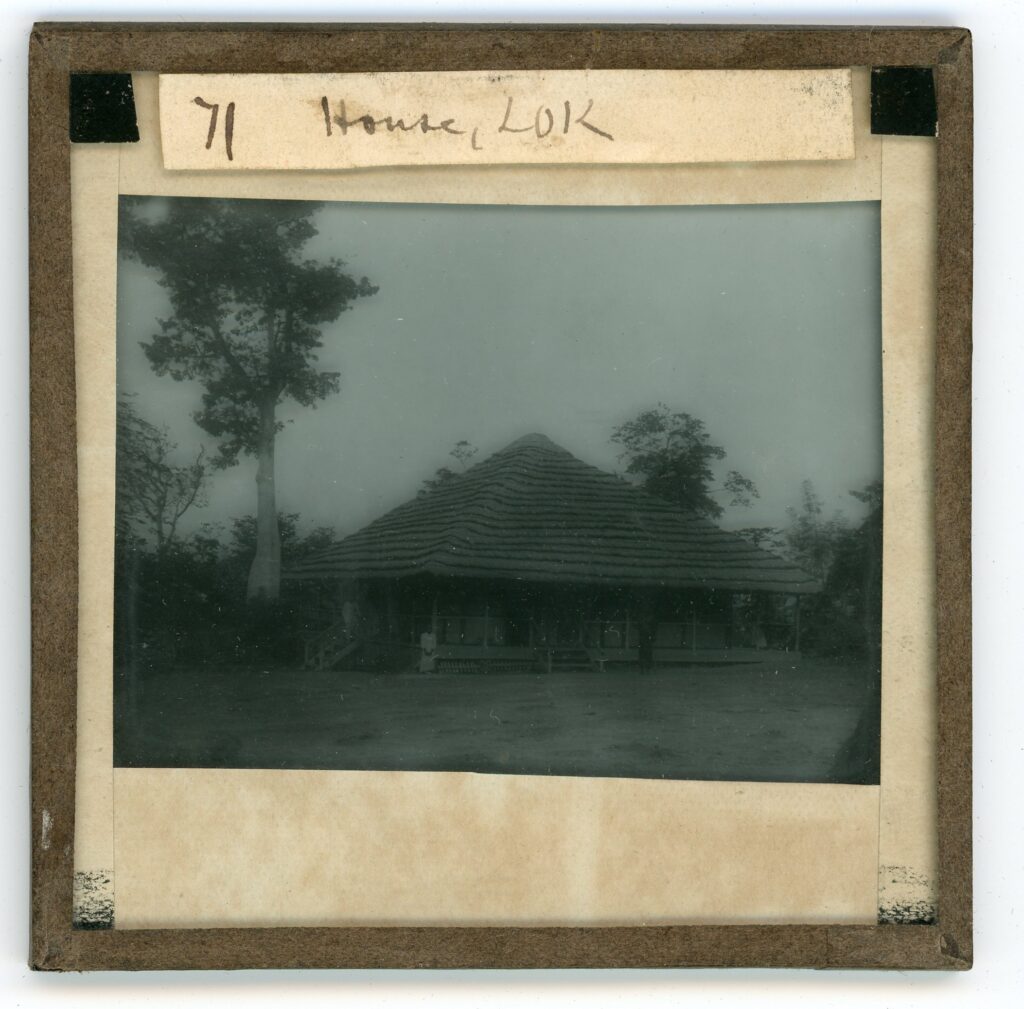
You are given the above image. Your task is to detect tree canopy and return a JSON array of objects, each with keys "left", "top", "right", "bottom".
[
  {"left": 768, "top": 478, "right": 883, "bottom": 658},
  {"left": 120, "top": 197, "right": 378, "bottom": 600},
  {"left": 121, "top": 198, "right": 379, "bottom": 468},
  {"left": 610, "top": 404, "right": 758, "bottom": 519},
  {"left": 116, "top": 394, "right": 207, "bottom": 549},
  {"left": 419, "top": 439, "right": 479, "bottom": 496}
]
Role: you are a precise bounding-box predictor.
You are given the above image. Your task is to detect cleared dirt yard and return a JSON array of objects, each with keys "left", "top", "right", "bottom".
[{"left": 116, "top": 656, "right": 878, "bottom": 784}]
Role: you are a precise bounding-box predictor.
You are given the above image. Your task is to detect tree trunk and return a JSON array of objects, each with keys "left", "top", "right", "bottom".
[{"left": 246, "top": 397, "right": 281, "bottom": 602}]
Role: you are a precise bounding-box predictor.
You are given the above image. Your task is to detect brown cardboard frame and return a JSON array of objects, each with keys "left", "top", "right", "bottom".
[{"left": 29, "top": 23, "right": 972, "bottom": 971}]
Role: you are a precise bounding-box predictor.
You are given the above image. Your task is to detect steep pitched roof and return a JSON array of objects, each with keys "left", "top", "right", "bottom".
[{"left": 287, "top": 433, "right": 819, "bottom": 593}]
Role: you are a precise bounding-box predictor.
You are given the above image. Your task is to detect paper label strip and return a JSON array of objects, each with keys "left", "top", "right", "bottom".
[{"left": 158, "top": 69, "right": 855, "bottom": 171}]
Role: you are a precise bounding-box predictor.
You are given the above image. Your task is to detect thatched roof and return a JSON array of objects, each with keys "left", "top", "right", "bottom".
[{"left": 287, "top": 433, "right": 819, "bottom": 594}]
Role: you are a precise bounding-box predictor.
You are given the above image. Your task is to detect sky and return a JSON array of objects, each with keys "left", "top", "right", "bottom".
[{"left": 116, "top": 196, "right": 882, "bottom": 541}]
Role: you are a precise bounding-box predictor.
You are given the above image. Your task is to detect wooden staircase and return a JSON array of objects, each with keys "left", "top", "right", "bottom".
[{"left": 303, "top": 618, "right": 362, "bottom": 671}]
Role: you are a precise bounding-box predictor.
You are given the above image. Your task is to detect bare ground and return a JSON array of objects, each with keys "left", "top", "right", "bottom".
[{"left": 115, "top": 656, "right": 878, "bottom": 784}]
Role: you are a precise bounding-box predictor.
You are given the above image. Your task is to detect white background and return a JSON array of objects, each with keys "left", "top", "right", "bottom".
[{"left": 2, "top": 1, "right": 1020, "bottom": 1005}]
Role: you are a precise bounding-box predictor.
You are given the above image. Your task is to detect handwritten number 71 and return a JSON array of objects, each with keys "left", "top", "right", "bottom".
[{"left": 194, "top": 97, "right": 235, "bottom": 162}]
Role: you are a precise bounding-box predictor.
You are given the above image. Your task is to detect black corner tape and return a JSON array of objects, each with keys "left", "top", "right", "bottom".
[
  {"left": 70, "top": 73, "right": 140, "bottom": 144},
  {"left": 870, "top": 67, "right": 937, "bottom": 137}
]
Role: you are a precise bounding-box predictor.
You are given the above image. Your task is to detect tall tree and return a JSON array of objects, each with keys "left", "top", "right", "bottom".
[
  {"left": 116, "top": 394, "right": 207, "bottom": 549},
  {"left": 827, "top": 480, "right": 883, "bottom": 665},
  {"left": 782, "top": 479, "right": 850, "bottom": 583},
  {"left": 610, "top": 404, "right": 758, "bottom": 519},
  {"left": 227, "top": 512, "right": 337, "bottom": 566},
  {"left": 781, "top": 478, "right": 883, "bottom": 658},
  {"left": 120, "top": 197, "right": 378, "bottom": 600}
]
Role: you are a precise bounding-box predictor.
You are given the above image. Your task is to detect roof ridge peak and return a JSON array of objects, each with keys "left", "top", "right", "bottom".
[{"left": 497, "top": 432, "right": 566, "bottom": 454}]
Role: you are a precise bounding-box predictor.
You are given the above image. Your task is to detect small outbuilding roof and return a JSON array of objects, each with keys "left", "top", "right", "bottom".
[{"left": 287, "top": 433, "right": 819, "bottom": 594}]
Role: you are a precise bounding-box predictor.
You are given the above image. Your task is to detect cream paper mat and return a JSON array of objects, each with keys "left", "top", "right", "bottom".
[{"left": 72, "top": 66, "right": 935, "bottom": 928}]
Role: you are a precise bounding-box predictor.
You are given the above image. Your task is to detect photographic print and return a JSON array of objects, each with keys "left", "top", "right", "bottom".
[{"left": 113, "top": 195, "right": 882, "bottom": 786}]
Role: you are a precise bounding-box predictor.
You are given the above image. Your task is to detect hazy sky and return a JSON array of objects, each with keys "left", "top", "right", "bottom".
[{"left": 116, "top": 197, "right": 882, "bottom": 540}]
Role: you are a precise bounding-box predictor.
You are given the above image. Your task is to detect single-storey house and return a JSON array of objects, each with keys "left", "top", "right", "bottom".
[{"left": 286, "top": 433, "right": 818, "bottom": 672}]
